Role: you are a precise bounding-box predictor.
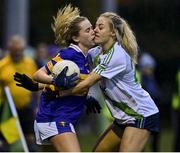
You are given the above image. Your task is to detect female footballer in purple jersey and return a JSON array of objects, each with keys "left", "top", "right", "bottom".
[
  {"left": 59, "top": 12, "right": 160, "bottom": 152},
  {"left": 14, "top": 4, "right": 101, "bottom": 152}
]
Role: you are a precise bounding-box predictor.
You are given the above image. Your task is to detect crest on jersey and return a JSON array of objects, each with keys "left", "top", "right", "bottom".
[{"left": 59, "top": 121, "right": 65, "bottom": 126}]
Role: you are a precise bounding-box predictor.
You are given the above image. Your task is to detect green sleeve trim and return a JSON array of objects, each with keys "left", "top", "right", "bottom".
[
  {"left": 103, "top": 47, "right": 114, "bottom": 65},
  {"left": 94, "top": 64, "right": 106, "bottom": 74}
]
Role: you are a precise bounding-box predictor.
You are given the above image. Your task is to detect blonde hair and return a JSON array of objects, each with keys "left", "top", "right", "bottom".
[
  {"left": 52, "top": 4, "right": 86, "bottom": 47},
  {"left": 100, "top": 12, "right": 138, "bottom": 64}
]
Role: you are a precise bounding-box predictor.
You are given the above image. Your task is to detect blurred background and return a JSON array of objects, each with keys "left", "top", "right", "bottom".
[{"left": 0, "top": 0, "right": 180, "bottom": 152}]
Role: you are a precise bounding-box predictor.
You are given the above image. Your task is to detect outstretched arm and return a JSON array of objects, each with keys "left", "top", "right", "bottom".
[
  {"left": 59, "top": 72, "right": 102, "bottom": 96},
  {"left": 33, "top": 66, "right": 79, "bottom": 89}
]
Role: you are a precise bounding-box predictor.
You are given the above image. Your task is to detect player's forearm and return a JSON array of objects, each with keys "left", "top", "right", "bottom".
[
  {"left": 59, "top": 72, "right": 102, "bottom": 97},
  {"left": 58, "top": 81, "right": 89, "bottom": 97},
  {"left": 33, "top": 67, "right": 53, "bottom": 84},
  {"left": 72, "top": 72, "right": 101, "bottom": 94},
  {"left": 71, "top": 79, "right": 90, "bottom": 94}
]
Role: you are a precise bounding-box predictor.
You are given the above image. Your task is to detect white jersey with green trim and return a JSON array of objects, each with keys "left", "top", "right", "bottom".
[{"left": 89, "top": 42, "right": 159, "bottom": 124}]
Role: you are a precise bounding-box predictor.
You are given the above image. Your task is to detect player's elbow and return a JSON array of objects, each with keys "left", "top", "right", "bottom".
[
  {"left": 33, "top": 68, "right": 43, "bottom": 82},
  {"left": 33, "top": 67, "right": 47, "bottom": 82}
]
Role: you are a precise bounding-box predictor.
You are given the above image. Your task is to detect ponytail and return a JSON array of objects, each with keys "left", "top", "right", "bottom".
[{"left": 100, "top": 12, "right": 138, "bottom": 64}]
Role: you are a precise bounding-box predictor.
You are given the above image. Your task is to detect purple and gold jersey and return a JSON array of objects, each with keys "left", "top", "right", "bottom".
[{"left": 36, "top": 44, "right": 90, "bottom": 124}]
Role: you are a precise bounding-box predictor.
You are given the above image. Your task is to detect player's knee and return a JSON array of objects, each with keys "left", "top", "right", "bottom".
[
  {"left": 119, "top": 141, "right": 128, "bottom": 152},
  {"left": 120, "top": 141, "right": 145, "bottom": 152},
  {"left": 120, "top": 140, "right": 135, "bottom": 152}
]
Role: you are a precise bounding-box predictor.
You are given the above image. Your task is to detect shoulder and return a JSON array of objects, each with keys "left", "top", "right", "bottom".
[
  {"left": 58, "top": 48, "right": 77, "bottom": 60},
  {"left": 88, "top": 46, "right": 101, "bottom": 54},
  {"left": 112, "top": 42, "right": 128, "bottom": 59},
  {"left": 104, "top": 43, "right": 127, "bottom": 66},
  {"left": 113, "top": 42, "right": 125, "bottom": 53},
  {"left": 88, "top": 46, "right": 101, "bottom": 59}
]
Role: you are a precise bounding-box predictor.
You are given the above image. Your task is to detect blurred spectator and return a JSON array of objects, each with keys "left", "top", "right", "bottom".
[
  {"left": 139, "top": 53, "right": 161, "bottom": 102},
  {"left": 139, "top": 52, "right": 162, "bottom": 152},
  {"left": 35, "top": 43, "right": 48, "bottom": 68},
  {"left": 0, "top": 35, "right": 38, "bottom": 151},
  {"left": 171, "top": 66, "right": 180, "bottom": 151},
  {"left": 24, "top": 46, "right": 36, "bottom": 59}
]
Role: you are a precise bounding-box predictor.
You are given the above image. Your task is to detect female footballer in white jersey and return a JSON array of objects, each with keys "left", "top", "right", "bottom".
[{"left": 60, "top": 12, "right": 160, "bottom": 152}]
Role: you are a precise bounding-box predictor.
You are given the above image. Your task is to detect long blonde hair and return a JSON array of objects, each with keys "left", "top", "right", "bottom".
[
  {"left": 52, "top": 4, "right": 87, "bottom": 47},
  {"left": 100, "top": 12, "right": 138, "bottom": 64}
]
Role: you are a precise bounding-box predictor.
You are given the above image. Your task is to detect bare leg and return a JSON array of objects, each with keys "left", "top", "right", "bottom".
[
  {"left": 120, "top": 127, "right": 150, "bottom": 152},
  {"left": 93, "top": 123, "right": 123, "bottom": 152},
  {"left": 50, "top": 132, "right": 81, "bottom": 152}
]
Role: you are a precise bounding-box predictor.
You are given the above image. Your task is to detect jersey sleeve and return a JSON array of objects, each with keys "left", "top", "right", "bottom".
[
  {"left": 44, "top": 49, "right": 75, "bottom": 75},
  {"left": 93, "top": 47, "right": 127, "bottom": 79},
  {"left": 45, "top": 53, "right": 63, "bottom": 75}
]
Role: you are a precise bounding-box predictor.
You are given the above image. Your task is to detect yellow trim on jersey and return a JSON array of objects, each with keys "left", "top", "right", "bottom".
[
  {"left": 52, "top": 55, "right": 63, "bottom": 63},
  {"left": 47, "top": 61, "right": 53, "bottom": 72},
  {"left": 44, "top": 84, "right": 56, "bottom": 91},
  {"left": 80, "top": 74, "right": 89, "bottom": 80},
  {"left": 46, "top": 54, "right": 63, "bottom": 73}
]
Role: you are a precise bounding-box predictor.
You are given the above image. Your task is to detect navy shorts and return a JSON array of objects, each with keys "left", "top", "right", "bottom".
[{"left": 114, "top": 113, "right": 160, "bottom": 134}]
